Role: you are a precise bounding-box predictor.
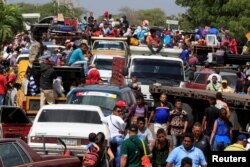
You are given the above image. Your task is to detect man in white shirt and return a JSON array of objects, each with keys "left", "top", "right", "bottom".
[
  {"left": 101, "top": 103, "right": 127, "bottom": 167},
  {"left": 207, "top": 69, "right": 222, "bottom": 83}
]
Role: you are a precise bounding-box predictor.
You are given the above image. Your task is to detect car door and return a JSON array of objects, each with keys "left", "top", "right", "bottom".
[{"left": 192, "top": 73, "right": 208, "bottom": 90}]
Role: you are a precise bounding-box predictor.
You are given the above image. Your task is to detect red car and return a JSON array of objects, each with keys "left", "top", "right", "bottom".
[
  {"left": 185, "top": 71, "right": 237, "bottom": 90},
  {"left": 0, "top": 106, "right": 32, "bottom": 142},
  {"left": 0, "top": 138, "right": 81, "bottom": 167}
]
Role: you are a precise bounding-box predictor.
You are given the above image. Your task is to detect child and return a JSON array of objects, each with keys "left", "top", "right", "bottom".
[{"left": 85, "top": 132, "right": 99, "bottom": 152}]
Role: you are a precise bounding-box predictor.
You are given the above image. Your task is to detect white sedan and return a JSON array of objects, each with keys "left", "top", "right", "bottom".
[{"left": 28, "top": 104, "right": 110, "bottom": 156}]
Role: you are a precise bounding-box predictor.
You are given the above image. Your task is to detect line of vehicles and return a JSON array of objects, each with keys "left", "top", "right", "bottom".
[{"left": 1, "top": 19, "right": 250, "bottom": 166}]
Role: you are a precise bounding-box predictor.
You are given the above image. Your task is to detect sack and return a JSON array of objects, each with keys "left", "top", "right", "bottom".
[
  {"left": 140, "top": 139, "right": 151, "bottom": 167},
  {"left": 82, "top": 150, "right": 99, "bottom": 167},
  {"left": 141, "top": 155, "right": 151, "bottom": 167}
]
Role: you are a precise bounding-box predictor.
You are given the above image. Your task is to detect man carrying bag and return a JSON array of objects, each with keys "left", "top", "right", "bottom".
[{"left": 120, "top": 124, "right": 152, "bottom": 167}]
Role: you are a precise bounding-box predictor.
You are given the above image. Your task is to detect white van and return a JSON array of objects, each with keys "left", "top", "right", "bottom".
[{"left": 28, "top": 104, "right": 110, "bottom": 156}]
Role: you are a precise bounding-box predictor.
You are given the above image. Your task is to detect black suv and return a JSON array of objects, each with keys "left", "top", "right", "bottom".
[{"left": 67, "top": 85, "right": 136, "bottom": 115}]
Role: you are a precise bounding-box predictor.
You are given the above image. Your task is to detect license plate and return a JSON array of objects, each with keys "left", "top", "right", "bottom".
[{"left": 62, "top": 139, "right": 78, "bottom": 146}]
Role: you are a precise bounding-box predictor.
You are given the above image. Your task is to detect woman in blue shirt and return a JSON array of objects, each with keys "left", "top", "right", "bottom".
[{"left": 210, "top": 108, "right": 233, "bottom": 151}]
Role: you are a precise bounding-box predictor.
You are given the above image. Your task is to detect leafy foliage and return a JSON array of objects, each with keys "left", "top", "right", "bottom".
[
  {"left": 0, "top": 3, "right": 23, "bottom": 44},
  {"left": 175, "top": 0, "right": 250, "bottom": 40},
  {"left": 16, "top": 2, "right": 87, "bottom": 23}
]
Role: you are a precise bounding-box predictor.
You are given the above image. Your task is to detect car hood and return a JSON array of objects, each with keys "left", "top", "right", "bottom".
[{"left": 30, "top": 123, "right": 108, "bottom": 138}]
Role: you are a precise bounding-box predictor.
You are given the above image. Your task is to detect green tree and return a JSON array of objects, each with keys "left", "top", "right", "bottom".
[
  {"left": 16, "top": 2, "right": 87, "bottom": 23},
  {"left": 175, "top": 0, "right": 250, "bottom": 40},
  {"left": 0, "top": 2, "right": 23, "bottom": 46},
  {"left": 137, "top": 8, "right": 166, "bottom": 26}
]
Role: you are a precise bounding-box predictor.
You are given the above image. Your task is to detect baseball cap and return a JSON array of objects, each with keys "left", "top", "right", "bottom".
[
  {"left": 115, "top": 100, "right": 127, "bottom": 107},
  {"left": 221, "top": 79, "right": 227, "bottom": 84},
  {"left": 237, "top": 134, "right": 247, "bottom": 142},
  {"left": 81, "top": 39, "right": 88, "bottom": 46},
  {"left": 129, "top": 124, "right": 138, "bottom": 132},
  {"left": 65, "top": 39, "right": 71, "bottom": 44}
]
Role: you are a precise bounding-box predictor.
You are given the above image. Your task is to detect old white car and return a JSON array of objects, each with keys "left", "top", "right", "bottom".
[{"left": 28, "top": 104, "right": 110, "bottom": 156}]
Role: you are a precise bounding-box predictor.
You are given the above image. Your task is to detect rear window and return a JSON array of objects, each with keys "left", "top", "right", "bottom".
[
  {"left": 38, "top": 109, "right": 102, "bottom": 124},
  {"left": 68, "top": 91, "right": 119, "bottom": 111},
  {"left": 0, "top": 108, "right": 30, "bottom": 124},
  {"left": 93, "top": 41, "right": 124, "bottom": 50}
]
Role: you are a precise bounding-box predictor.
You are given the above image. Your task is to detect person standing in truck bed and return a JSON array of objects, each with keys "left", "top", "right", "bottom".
[{"left": 39, "top": 55, "right": 57, "bottom": 107}]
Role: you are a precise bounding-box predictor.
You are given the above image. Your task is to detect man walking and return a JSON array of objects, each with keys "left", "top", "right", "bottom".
[
  {"left": 101, "top": 104, "right": 126, "bottom": 167},
  {"left": 166, "top": 133, "right": 207, "bottom": 167},
  {"left": 168, "top": 99, "right": 188, "bottom": 148},
  {"left": 120, "top": 124, "right": 151, "bottom": 167}
]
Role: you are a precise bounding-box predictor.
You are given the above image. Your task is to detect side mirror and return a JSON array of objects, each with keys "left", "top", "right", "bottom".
[{"left": 122, "top": 67, "right": 128, "bottom": 76}]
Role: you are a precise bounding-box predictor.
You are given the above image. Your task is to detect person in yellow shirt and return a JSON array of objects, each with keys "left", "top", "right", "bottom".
[
  {"left": 224, "top": 134, "right": 248, "bottom": 151},
  {"left": 218, "top": 79, "right": 234, "bottom": 93}
]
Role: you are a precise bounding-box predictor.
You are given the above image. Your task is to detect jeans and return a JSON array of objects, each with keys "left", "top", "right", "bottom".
[
  {"left": 70, "top": 61, "right": 88, "bottom": 76},
  {"left": 0, "top": 94, "right": 5, "bottom": 105},
  {"left": 212, "top": 141, "right": 229, "bottom": 151},
  {"left": 110, "top": 135, "right": 124, "bottom": 167},
  {"left": 147, "top": 44, "right": 163, "bottom": 54}
]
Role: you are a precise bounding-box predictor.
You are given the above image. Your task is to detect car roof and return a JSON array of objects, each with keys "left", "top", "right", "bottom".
[
  {"left": 69, "top": 84, "right": 130, "bottom": 94},
  {"left": 39, "top": 104, "right": 101, "bottom": 111},
  {"left": 130, "top": 55, "right": 183, "bottom": 62}
]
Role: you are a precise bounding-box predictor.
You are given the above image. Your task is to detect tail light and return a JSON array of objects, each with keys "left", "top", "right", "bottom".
[
  {"left": 0, "top": 124, "right": 2, "bottom": 138},
  {"left": 81, "top": 139, "right": 89, "bottom": 145},
  {"left": 31, "top": 137, "right": 57, "bottom": 143},
  {"left": 22, "top": 101, "right": 27, "bottom": 112}
]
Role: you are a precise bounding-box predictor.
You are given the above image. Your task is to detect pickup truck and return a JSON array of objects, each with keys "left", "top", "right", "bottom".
[
  {"left": 91, "top": 36, "right": 130, "bottom": 57},
  {"left": 0, "top": 106, "right": 31, "bottom": 142},
  {"left": 0, "top": 138, "right": 81, "bottom": 167},
  {"left": 20, "top": 64, "right": 83, "bottom": 116},
  {"left": 185, "top": 70, "right": 237, "bottom": 90}
]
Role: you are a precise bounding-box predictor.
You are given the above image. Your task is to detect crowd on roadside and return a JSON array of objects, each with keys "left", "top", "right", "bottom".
[{"left": 82, "top": 91, "right": 249, "bottom": 167}]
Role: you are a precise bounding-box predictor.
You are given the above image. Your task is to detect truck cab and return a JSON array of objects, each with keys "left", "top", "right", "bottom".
[{"left": 126, "top": 55, "right": 185, "bottom": 105}]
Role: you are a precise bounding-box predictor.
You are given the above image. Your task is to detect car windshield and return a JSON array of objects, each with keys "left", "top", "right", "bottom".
[
  {"left": 131, "top": 59, "right": 184, "bottom": 84},
  {"left": 38, "top": 109, "right": 102, "bottom": 124},
  {"left": 68, "top": 91, "right": 119, "bottom": 111},
  {"left": 95, "top": 59, "right": 113, "bottom": 70},
  {"left": 93, "top": 41, "right": 125, "bottom": 50}
]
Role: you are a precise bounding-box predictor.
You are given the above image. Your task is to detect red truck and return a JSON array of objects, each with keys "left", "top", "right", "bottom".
[
  {"left": 0, "top": 106, "right": 32, "bottom": 142},
  {"left": 0, "top": 138, "right": 81, "bottom": 167},
  {"left": 185, "top": 70, "right": 237, "bottom": 90}
]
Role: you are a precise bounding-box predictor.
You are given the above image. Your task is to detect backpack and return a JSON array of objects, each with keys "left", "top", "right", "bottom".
[{"left": 82, "top": 146, "right": 100, "bottom": 167}]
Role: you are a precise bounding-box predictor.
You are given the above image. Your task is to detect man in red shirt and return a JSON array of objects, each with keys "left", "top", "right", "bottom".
[
  {"left": 146, "top": 29, "right": 163, "bottom": 54},
  {"left": 0, "top": 68, "right": 7, "bottom": 105},
  {"left": 86, "top": 64, "right": 101, "bottom": 84}
]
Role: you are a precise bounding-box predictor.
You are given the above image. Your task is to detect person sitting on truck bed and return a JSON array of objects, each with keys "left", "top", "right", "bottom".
[
  {"left": 68, "top": 42, "right": 89, "bottom": 76},
  {"left": 206, "top": 75, "right": 221, "bottom": 91},
  {"left": 218, "top": 80, "right": 233, "bottom": 93},
  {"left": 146, "top": 29, "right": 163, "bottom": 54}
]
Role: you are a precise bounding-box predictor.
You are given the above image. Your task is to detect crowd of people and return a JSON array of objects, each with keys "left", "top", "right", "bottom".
[
  {"left": 0, "top": 11, "right": 250, "bottom": 167},
  {"left": 83, "top": 92, "right": 249, "bottom": 167}
]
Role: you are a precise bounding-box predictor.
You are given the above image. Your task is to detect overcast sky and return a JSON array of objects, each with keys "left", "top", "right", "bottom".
[{"left": 7, "top": 0, "right": 186, "bottom": 16}]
